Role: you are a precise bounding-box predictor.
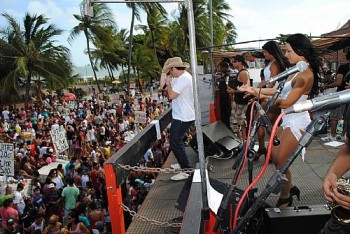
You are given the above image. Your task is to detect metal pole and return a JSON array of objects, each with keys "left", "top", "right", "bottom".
[
  {"left": 209, "top": 0, "right": 215, "bottom": 97},
  {"left": 92, "top": 0, "right": 183, "bottom": 2},
  {"left": 185, "top": 0, "right": 210, "bottom": 222}
]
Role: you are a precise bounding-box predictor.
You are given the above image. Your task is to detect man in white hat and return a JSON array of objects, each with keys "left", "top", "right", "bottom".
[{"left": 162, "top": 57, "right": 195, "bottom": 181}]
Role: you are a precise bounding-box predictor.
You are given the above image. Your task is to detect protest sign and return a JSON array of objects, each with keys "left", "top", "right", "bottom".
[
  {"left": 135, "top": 111, "right": 147, "bottom": 124},
  {"left": 0, "top": 143, "right": 14, "bottom": 176},
  {"left": 50, "top": 125, "right": 69, "bottom": 153}
]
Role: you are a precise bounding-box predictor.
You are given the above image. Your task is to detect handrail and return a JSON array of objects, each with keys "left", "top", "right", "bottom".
[{"left": 105, "top": 108, "right": 172, "bottom": 185}]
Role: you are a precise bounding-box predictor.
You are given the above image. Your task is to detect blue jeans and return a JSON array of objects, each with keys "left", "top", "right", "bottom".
[{"left": 170, "top": 119, "right": 193, "bottom": 169}]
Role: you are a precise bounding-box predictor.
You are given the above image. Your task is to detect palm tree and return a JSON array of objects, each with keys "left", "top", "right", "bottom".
[
  {"left": 0, "top": 13, "right": 72, "bottom": 108},
  {"left": 170, "top": 0, "right": 209, "bottom": 60},
  {"left": 91, "top": 26, "right": 127, "bottom": 82},
  {"left": 210, "top": 0, "right": 236, "bottom": 46},
  {"left": 142, "top": 4, "right": 167, "bottom": 65},
  {"left": 125, "top": 2, "right": 166, "bottom": 96},
  {"left": 69, "top": 2, "right": 116, "bottom": 93}
]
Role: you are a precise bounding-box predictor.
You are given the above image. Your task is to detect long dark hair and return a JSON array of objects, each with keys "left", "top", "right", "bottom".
[
  {"left": 286, "top": 33, "right": 322, "bottom": 97},
  {"left": 262, "top": 40, "right": 289, "bottom": 71}
]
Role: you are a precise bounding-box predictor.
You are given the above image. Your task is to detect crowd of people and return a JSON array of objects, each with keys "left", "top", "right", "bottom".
[
  {"left": 0, "top": 85, "right": 173, "bottom": 233},
  {"left": 1, "top": 33, "right": 350, "bottom": 233}
]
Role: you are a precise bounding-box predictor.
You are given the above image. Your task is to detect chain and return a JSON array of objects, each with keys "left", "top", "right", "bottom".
[
  {"left": 120, "top": 203, "right": 181, "bottom": 228},
  {"left": 116, "top": 163, "right": 194, "bottom": 174}
]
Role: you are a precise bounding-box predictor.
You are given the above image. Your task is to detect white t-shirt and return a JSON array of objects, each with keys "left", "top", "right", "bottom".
[
  {"left": 13, "top": 190, "right": 25, "bottom": 215},
  {"left": 100, "top": 126, "right": 105, "bottom": 136},
  {"left": 2, "top": 110, "right": 10, "bottom": 120},
  {"left": 171, "top": 71, "right": 195, "bottom": 121}
]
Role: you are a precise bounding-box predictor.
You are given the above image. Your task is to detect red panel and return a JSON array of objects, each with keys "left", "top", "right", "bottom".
[{"left": 104, "top": 163, "right": 125, "bottom": 234}]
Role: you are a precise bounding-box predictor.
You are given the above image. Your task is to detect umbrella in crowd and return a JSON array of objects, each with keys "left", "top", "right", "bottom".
[
  {"left": 61, "top": 92, "right": 76, "bottom": 101},
  {"left": 112, "top": 80, "right": 121, "bottom": 84}
]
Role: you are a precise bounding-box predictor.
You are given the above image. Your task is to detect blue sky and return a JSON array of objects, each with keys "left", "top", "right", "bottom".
[{"left": 1, "top": 0, "right": 350, "bottom": 68}]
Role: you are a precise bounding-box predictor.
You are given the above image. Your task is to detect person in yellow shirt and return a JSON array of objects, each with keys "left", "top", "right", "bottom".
[{"left": 103, "top": 144, "right": 111, "bottom": 159}]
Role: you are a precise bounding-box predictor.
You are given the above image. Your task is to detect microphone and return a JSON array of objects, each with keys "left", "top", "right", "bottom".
[
  {"left": 266, "top": 61, "right": 308, "bottom": 85},
  {"left": 285, "top": 90, "right": 350, "bottom": 114}
]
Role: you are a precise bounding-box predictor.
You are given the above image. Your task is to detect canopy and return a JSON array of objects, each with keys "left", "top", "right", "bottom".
[
  {"left": 61, "top": 93, "right": 76, "bottom": 101},
  {"left": 312, "top": 32, "right": 350, "bottom": 53}
]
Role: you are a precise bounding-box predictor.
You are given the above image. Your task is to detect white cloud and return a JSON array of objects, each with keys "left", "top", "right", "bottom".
[
  {"left": 27, "top": 0, "right": 64, "bottom": 18},
  {"left": 4, "top": 0, "right": 349, "bottom": 66},
  {"left": 228, "top": 0, "right": 350, "bottom": 49}
]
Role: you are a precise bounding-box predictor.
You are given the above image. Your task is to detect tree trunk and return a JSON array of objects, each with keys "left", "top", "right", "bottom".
[
  {"left": 24, "top": 72, "right": 32, "bottom": 109},
  {"left": 106, "top": 65, "right": 113, "bottom": 82},
  {"left": 127, "top": 5, "right": 136, "bottom": 97},
  {"left": 150, "top": 29, "right": 160, "bottom": 66},
  {"left": 85, "top": 29, "right": 101, "bottom": 92}
]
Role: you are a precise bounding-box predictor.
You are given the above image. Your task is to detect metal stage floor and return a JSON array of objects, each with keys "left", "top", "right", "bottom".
[{"left": 126, "top": 136, "right": 346, "bottom": 233}]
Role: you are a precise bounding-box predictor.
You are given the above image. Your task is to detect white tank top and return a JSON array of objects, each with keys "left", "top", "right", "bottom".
[
  {"left": 263, "top": 61, "right": 273, "bottom": 82},
  {"left": 280, "top": 73, "right": 308, "bottom": 105},
  {"left": 264, "top": 60, "right": 279, "bottom": 88}
]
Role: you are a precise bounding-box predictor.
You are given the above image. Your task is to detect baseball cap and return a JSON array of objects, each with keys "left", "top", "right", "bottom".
[
  {"left": 49, "top": 183, "right": 55, "bottom": 188},
  {"left": 7, "top": 218, "right": 14, "bottom": 224}
]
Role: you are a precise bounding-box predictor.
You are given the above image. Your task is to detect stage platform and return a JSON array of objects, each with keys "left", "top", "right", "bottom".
[{"left": 126, "top": 136, "right": 346, "bottom": 234}]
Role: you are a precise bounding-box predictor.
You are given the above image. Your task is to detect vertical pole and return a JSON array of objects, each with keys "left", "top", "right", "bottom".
[
  {"left": 185, "top": 0, "right": 210, "bottom": 226},
  {"left": 209, "top": 0, "right": 217, "bottom": 124},
  {"left": 104, "top": 163, "right": 125, "bottom": 234}
]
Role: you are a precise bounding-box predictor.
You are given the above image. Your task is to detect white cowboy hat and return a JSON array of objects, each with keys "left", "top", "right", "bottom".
[{"left": 162, "top": 57, "right": 190, "bottom": 73}]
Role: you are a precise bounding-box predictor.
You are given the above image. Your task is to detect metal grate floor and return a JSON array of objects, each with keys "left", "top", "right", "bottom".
[{"left": 126, "top": 137, "right": 343, "bottom": 233}]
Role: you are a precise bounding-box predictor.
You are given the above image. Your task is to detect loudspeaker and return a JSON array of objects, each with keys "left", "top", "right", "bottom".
[
  {"left": 265, "top": 205, "right": 331, "bottom": 234},
  {"left": 190, "top": 121, "right": 241, "bottom": 156}
]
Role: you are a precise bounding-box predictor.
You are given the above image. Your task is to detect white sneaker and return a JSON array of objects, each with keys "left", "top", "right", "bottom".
[
  {"left": 170, "top": 163, "right": 181, "bottom": 169},
  {"left": 171, "top": 172, "right": 189, "bottom": 181},
  {"left": 330, "top": 136, "right": 338, "bottom": 141}
]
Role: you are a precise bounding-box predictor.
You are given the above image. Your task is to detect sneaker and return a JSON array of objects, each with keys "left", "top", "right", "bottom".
[
  {"left": 336, "top": 135, "right": 345, "bottom": 141},
  {"left": 170, "top": 163, "right": 181, "bottom": 169},
  {"left": 330, "top": 136, "right": 338, "bottom": 141},
  {"left": 171, "top": 172, "right": 189, "bottom": 181}
]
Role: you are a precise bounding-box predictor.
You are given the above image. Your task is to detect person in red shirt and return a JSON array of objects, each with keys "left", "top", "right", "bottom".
[
  {"left": 0, "top": 198, "right": 19, "bottom": 230},
  {"left": 89, "top": 162, "right": 99, "bottom": 189},
  {"left": 73, "top": 167, "right": 83, "bottom": 189}
]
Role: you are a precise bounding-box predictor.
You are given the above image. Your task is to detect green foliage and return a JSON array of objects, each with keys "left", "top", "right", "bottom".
[
  {"left": 275, "top": 34, "right": 291, "bottom": 45},
  {"left": 0, "top": 12, "right": 72, "bottom": 107},
  {"left": 0, "top": 0, "right": 237, "bottom": 104}
]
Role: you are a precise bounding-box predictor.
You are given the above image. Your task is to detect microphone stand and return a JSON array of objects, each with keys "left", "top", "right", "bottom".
[
  {"left": 214, "top": 83, "right": 286, "bottom": 232},
  {"left": 230, "top": 111, "right": 329, "bottom": 234}
]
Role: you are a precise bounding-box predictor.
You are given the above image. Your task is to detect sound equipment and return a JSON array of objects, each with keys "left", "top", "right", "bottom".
[
  {"left": 190, "top": 121, "right": 241, "bottom": 156},
  {"left": 176, "top": 176, "right": 244, "bottom": 231},
  {"left": 265, "top": 205, "right": 331, "bottom": 234}
]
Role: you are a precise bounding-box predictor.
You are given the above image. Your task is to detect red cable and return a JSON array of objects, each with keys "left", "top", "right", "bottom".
[
  {"left": 230, "top": 101, "right": 256, "bottom": 230},
  {"left": 232, "top": 111, "right": 285, "bottom": 228},
  {"left": 234, "top": 101, "right": 256, "bottom": 186}
]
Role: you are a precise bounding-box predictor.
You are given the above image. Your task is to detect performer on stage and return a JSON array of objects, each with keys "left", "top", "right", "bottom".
[
  {"left": 161, "top": 57, "right": 195, "bottom": 181},
  {"left": 321, "top": 105, "right": 350, "bottom": 234},
  {"left": 239, "top": 33, "right": 322, "bottom": 207},
  {"left": 255, "top": 40, "right": 289, "bottom": 160}
]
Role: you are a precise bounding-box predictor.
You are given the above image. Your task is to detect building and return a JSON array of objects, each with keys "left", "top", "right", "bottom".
[{"left": 314, "top": 20, "right": 350, "bottom": 71}]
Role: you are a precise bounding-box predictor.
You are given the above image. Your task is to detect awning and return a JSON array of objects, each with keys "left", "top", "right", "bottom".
[{"left": 312, "top": 32, "right": 350, "bottom": 53}]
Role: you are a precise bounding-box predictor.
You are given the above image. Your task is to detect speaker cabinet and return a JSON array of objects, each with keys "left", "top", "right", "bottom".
[{"left": 190, "top": 121, "right": 241, "bottom": 156}]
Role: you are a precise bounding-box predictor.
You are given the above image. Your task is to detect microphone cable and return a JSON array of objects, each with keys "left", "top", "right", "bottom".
[{"left": 232, "top": 111, "right": 285, "bottom": 229}]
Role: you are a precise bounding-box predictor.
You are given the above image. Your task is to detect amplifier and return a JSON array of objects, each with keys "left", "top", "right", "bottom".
[{"left": 265, "top": 205, "right": 331, "bottom": 234}]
